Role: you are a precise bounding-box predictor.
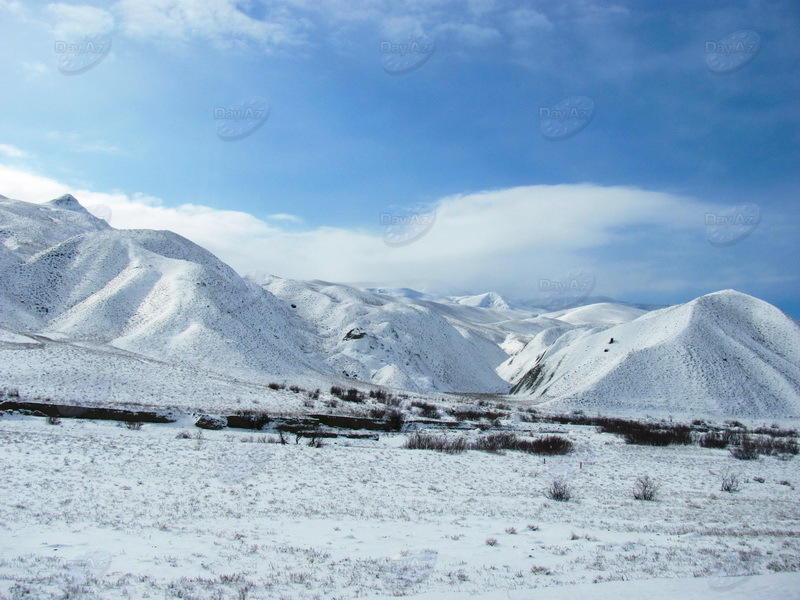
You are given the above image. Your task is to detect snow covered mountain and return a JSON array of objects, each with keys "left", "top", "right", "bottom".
[
  {"left": 0, "top": 193, "right": 110, "bottom": 260},
  {"left": 2, "top": 193, "right": 797, "bottom": 416},
  {"left": 450, "top": 291, "right": 510, "bottom": 310},
  {"left": 0, "top": 194, "right": 519, "bottom": 394},
  {"left": 508, "top": 290, "right": 800, "bottom": 417},
  {"left": 0, "top": 195, "right": 326, "bottom": 384},
  {"left": 537, "top": 302, "right": 647, "bottom": 326},
  {"left": 259, "top": 276, "right": 509, "bottom": 392}
]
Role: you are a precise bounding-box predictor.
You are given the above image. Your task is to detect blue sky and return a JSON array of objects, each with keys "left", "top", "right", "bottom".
[{"left": 0, "top": 0, "right": 798, "bottom": 314}]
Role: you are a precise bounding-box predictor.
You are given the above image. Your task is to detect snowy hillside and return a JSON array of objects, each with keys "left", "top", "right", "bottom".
[
  {"left": 450, "top": 291, "right": 510, "bottom": 310},
  {"left": 497, "top": 303, "right": 647, "bottom": 383},
  {"left": 0, "top": 326, "right": 314, "bottom": 413},
  {"left": 0, "top": 196, "right": 320, "bottom": 382},
  {"left": 260, "top": 276, "right": 509, "bottom": 393},
  {"left": 510, "top": 290, "right": 800, "bottom": 417},
  {"left": 0, "top": 194, "right": 562, "bottom": 395},
  {"left": 0, "top": 194, "right": 110, "bottom": 260},
  {"left": 539, "top": 302, "right": 647, "bottom": 326}
]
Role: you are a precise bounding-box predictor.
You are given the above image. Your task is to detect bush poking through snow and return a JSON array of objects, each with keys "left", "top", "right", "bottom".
[
  {"left": 721, "top": 472, "right": 741, "bottom": 493},
  {"left": 369, "top": 407, "right": 387, "bottom": 420},
  {"left": 632, "top": 475, "right": 658, "bottom": 501},
  {"left": 470, "top": 433, "right": 573, "bottom": 455},
  {"left": 752, "top": 425, "right": 797, "bottom": 438},
  {"left": 518, "top": 435, "right": 574, "bottom": 455},
  {"left": 485, "top": 538, "right": 498, "bottom": 546},
  {"left": 125, "top": 421, "right": 143, "bottom": 431},
  {"left": 530, "top": 565, "right": 552, "bottom": 575},
  {"left": 195, "top": 415, "right": 227, "bottom": 430},
  {"left": 623, "top": 425, "right": 692, "bottom": 446},
  {"left": 330, "top": 386, "right": 365, "bottom": 403},
  {"left": 370, "top": 389, "right": 401, "bottom": 406},
  {"left": 46, "top": 416, "right": 61, "bottom": 425},
  {"left": 404, "top": 432, "right": 467, "bottom": 454},
  {"left": 545, "top": 479, "right": 572, "bottom": 502},
  {"left": 730, "top": 435, "right": 759, "bottom": 460},
  {"left": 472, "top": 432, "right": 518, "bottom": 453},
  {"left": 386, "top": 408, "right": 405, "bottom": 431},
  {"left": 699, "top": 432, "right": 731, "bottom": 449},
  {"left": 411, "top": 401, "right": 440, "bottom": 419},
  {"left": 754, "top": 435, "right": 798, "bottom": 456},
  {"left": 448, "top": 407, "right": 507, "bottom": 422}
]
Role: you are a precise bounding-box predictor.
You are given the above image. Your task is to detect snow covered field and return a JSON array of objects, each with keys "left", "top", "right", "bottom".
[{"left": 1, "top": 414, "right": 798, "bottom": 599}]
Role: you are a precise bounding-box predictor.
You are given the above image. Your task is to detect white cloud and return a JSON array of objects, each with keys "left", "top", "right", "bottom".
[
  {"left": 46, "top": 3, "right": 115, "bottom": 38},
  {"left": 0, "top": 162, "right": 715, "bottom": 299},
  {"left": 0, "top": 0, "right": 24, "bottom": 14},
  {"left": 112, "top": 0, "right": 308, "bottom": 50},
  {"left": 0, "top": 144, "right": 29, "bottom": 159},
  {"left": 267, "top": 213, "right": 303, "bottom": 223}
]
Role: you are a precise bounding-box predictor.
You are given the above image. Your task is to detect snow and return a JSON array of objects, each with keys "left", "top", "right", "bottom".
[
  {"left": 539, "top": 302, "right": 647, "bottom": 326},
  {"left": 261, "top": 275, "right": 511, "bottom": 393},
  {"left": 0, "top": 194, "right": 109, "bottom": 261},
  {"left": 0, "top": 325, "right": 318, "bottom": 413},
  {"left": 0, "top": 227, "right": 322, "bottom": 382},
  {"left": 450, "top": 291, "right": 511, "bottom": 310},
  {"left": 509, "top": 290, "right": 800, "bottom": 418},
  {"left": 2, "top": 193, "right": 799, "bottom": 419},
  {"left": 1, "top": 192, "right": 799, "bottom": 598},
  {"left": 0, "top": 415, "right": 797, "bottom": 599},
  {"left": 401, "top": 573, "right": 800, "bottom": 599}
]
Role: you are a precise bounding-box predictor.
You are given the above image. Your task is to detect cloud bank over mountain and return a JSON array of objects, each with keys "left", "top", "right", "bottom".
[{"left": 1, "top": 162, "right": 753, "bottom": 302}]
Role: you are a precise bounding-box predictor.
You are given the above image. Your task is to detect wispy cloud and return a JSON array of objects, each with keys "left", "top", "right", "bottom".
[
  {"left": 46, "top": 3, "right": 114, "bottom": 38},
  {"left": 112, "top": 0, "right": 309, "bottom": 50},
  {"left": 0, "top": 144, "right": 29, "bottom": 159},
  {"left": 267, "top": 213, "right": 303, "bottom": 223},
  {"left": 0, "top": 162, "right": 731, "bottom": 300}
]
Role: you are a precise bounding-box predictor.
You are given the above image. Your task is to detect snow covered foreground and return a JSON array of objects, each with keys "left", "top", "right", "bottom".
[
  {"left": 0, "top": 415, "right": 798, "bottom": 599},
  {"left": 400, "top": 572, "right": 800, "bottom": 600}
]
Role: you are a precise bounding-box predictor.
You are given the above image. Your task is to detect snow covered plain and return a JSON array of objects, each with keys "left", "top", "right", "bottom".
[{"left": 0, "top": 414, "right": 798, "bottom": 599}]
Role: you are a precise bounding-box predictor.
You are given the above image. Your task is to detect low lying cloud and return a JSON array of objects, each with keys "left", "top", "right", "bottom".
[{"left": 0, "top": 162, "right": 720, "bottom": 300}]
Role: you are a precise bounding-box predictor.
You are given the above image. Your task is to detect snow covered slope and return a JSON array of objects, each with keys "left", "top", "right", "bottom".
[
  {"left": 260, "top": 276, "right": 509, "bottom": 393},
  {"left": 496, "top": 303, "right": 648, "bottom": 383},
  {"left": 0, "top": 196, "right": 320, "bottom": 381},
  {"left": 450, "top": 291, "right": 510, "bottom": 310},
  {"left": 510, "top": 290, "right": 800, "bottom": 417},
  {"left": 0, "top": 326, "right": 313, "bottom": 413},
  {"left": 539, "top": 302, "right": 647, "bottom": 326},
  {"left": 0, "top": 194, "right": 110, "bottom": 260}
]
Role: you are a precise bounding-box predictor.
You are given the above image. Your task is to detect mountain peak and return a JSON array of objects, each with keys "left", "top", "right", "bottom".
[
  {"left": 452, "top": 291, "right": 510, "bottom": 310},
  {"left": 47, "top": 194, "right": 87, "bottom": 213}
]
